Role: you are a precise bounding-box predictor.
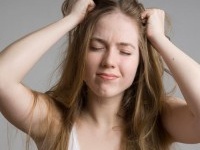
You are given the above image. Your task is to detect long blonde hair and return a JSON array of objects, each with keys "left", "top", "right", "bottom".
[{"left": 32, "top": 0, "right": 172, "bottom": 149}]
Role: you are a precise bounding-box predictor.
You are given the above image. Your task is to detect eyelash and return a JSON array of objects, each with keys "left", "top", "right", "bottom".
[
  {"left": 120, "top": 51, "right": 132, "bottom": 55},
  {"left": 90, "top": 47, "right": 104, "bottom": 51},
  {"left": 90, "top": 47, "right": 132, "bottom": 56}
]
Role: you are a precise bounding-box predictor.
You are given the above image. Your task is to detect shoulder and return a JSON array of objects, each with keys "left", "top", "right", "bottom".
[
  {"left": 161, "top": 96, "right": 187, "bottom": 135},
  {"left": 161, "top": 96, "right": 200, "bottom": 143},
  {"left": 162, "top": 96, "right": 187, "bottom": 115},
  {"left": 31, "top": 92, "right": 63, "bottom": 144}
]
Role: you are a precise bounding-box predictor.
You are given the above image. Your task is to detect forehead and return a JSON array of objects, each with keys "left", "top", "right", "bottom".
[{"left": 92, "top": 12, "right": 139, "bottom": 44}]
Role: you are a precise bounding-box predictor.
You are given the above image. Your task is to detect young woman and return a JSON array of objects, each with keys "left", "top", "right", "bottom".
[{"left": 0, "top": 0, "right": 200, "bottom": 149}]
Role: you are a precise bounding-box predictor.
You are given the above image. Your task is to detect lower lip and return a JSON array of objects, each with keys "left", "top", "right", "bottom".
[{"left": 98, "top": 74, "right": 118, "bottom": 80}]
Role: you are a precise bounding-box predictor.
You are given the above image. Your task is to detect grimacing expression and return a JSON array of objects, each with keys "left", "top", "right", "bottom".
[{"left": 84, "top": 12, "right": 140, "bottom": 99}]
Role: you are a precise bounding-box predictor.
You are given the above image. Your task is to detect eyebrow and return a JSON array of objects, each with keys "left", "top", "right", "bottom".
[
  {"left": 118, "top": 42, "right": 136, "bottom": 50},
  {"left": 90, "top": 37, "right": 107, "bottom": 46},
  {"left": 90, "top": 37, "right": 136, "bottom": 50}
]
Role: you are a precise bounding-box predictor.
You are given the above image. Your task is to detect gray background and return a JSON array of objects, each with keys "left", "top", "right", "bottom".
[{"left": 0, "top": 0, "right": 200, "bottom": 149}]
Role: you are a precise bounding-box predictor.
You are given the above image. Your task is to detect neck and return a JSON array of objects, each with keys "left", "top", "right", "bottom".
[{"left": 82, "top": 89, "right": 124, "bottom": 129}]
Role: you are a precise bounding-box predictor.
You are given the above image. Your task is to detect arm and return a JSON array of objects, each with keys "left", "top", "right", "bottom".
[
  {"left": 0, "top": 0, "right": 95, "bottom": 139},
  {"left": 142, "top": 9, "right": 200, "bottom": 143}
]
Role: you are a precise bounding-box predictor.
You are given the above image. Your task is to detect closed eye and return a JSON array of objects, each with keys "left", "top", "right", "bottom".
[
  {"left": 90, "top": 46, "right": 105, "bottom": 51},
  {"left": 120, "top": 50, "right": 132, "bottom": 55},
  {"left": 89, "top": 38, "right": 107, "bottom": 51}
]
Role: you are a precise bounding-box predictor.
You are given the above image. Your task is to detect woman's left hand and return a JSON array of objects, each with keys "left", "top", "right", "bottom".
[{"left": 141, "top": 9, "right": 166, "bottom": 42}]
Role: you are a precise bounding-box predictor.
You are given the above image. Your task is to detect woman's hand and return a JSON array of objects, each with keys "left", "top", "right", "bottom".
[
  {"left": 141, "top": 9, "right": 166, "bottom": 42},
  {"left": 70, "top": 0, "right": 95, "bottom": 22}
]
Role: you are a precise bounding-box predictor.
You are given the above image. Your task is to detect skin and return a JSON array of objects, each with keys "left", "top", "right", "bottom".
[
  {"left": 85, "top": 13, "right": 139, "bottom": 99},
  {"left": 0, "top": 0, "right": 200, "bottom": 149},
  {"left": 77, "top": 12, "right": 140, "bottom": 149},
  {"left": 141, "top": 9, "right": 200, "bottom": 143}
]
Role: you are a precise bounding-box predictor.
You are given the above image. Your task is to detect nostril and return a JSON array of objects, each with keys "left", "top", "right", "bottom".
[
  {"left": 101, "top": 57, "right": 115, "bottom": 68},
  {"left": 100, "top": 49, "right": 116, "bottom": 68}
]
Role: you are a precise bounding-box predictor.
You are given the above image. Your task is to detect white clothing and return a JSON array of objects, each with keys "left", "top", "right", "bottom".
[{"left": 68, "top": 125, "right": 80, "bottom": 150}]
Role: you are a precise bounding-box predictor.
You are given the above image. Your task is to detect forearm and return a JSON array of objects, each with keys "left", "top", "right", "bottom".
[
  {"left": 0, "top": 15, "right": 77, "bottom": 84},
  {"left": 152, "top": 35, "right": 200, "bottom": 117}
]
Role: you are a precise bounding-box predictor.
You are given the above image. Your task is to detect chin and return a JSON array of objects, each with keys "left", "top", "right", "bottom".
[{"left": 93, "top": 89, "right": 124, "bottom": 99}]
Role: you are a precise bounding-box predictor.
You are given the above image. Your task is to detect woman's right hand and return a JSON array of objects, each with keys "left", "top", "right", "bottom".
[{"left": 70, "top": 0, "right": 95, "bottom": 22}]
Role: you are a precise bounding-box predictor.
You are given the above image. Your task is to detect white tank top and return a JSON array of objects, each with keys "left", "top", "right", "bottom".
[{"left": 68, "top": 125, "right": 80, "bottom": 150}]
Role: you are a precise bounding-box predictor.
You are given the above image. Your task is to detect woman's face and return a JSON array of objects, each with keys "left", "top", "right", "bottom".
[{"left": 84, "top": 12, "right": 140, "bottom": 99}]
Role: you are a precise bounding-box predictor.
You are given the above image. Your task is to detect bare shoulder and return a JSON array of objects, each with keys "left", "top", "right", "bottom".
[
  {"left": 0, "top": 82, "right": 63, "bottom": 143},
  {"left": 162, "top": 96, "right": 187, "bottom": 116},
  {"left": 31, "top": 92, "right": 63, "bottom": 138},
  {"left": 161, "top": 96, "right": 200, "bottom": 143}
]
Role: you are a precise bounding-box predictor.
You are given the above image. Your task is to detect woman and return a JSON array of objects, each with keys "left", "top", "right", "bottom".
[{"left": 0, "top": 0, "right": 200, "bottom": 149}]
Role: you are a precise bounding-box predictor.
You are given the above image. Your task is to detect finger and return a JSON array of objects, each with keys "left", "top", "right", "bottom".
[
  {"left": 141, "top": 9, "right": 153, "bottom": 20},
  {"left": 87, "top": 0, "right": 96, "bottom": 12},
  {"left": 142, "top": 9, "right": 165, "bottom": 18},
  {"left": 141, "top": 9, "right": 152, "bottom": 25}
]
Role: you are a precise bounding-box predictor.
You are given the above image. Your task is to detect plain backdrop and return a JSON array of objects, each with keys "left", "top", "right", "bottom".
[{"left": 0, "top": 0, "right": 200, "bottom": 149}]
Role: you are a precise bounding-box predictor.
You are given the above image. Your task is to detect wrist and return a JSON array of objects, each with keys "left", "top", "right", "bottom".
[
  {"left": 148, "top": 33, "right": 168, "bottom": 45},
  {"left": 148, "top": 33, "right": 166, "bottom": 43},
  {"left": 61, "top": 14, "right": 81, "bottom": 31},
  {"left": 67, "top": 13, "right": 84, "bottom": 24},
  {"left": 148, "top": 34, "right": 171, "bottom": 53}
]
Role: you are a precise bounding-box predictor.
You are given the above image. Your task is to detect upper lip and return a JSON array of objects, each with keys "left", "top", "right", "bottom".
[{"left": 96, "top": 72, "right": 119, "bottom": 78}]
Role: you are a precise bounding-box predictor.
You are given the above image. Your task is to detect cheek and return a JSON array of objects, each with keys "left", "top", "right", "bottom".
[
  {"left": 84, "top": 54, "right": 99, "bottom": 79},
  {"left": 84, "top": 60, "right": 92, "bottom": 80},
  {"left": 85, "top": 52, "right": 101, "bottom": 66},
  {"left": 126, "top": 66, "right": 138, "bottom": 82},
  {"left": 122, "top": 59, "right": 139, "bottom": 83}
]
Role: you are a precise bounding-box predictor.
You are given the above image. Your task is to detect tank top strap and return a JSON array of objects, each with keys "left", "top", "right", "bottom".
[{"left": 68, "top": 124, "right": 80, "bottom": 150}]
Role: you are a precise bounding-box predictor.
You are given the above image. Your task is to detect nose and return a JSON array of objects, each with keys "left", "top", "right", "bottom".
[{"left": 101, "top": 49, "right": 116, "bottom": 68}]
